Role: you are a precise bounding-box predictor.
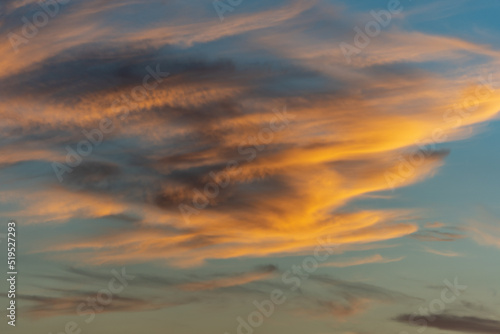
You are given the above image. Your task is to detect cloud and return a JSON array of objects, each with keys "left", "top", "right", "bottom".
[
  {"left": 290, "top": 274, "right": 420, "bottom": 319},
  {"left": 36, "top": 211, "right": 417, "bottom": 267},
  {"left": 424, "top": 222, "right": 446, "bottom": 228},
  {"left": 394, "top": 314, "right": 500, "bottom": 334},
  {"left": 423, "top": 247, "right": 464, "bottom": 257},
  {"left": 322, "top": 254, "right": 404, "bottom": 267},
  {"left": 469, "top": 215, "right": 500, "bottom": 249},
  {"left": 20, "top": 264, "right": 418, "bottom": 321},
  {"left": 310, "top": 275, "right": 419, "bottom": 302},
  {"left": 19, "top": 293, "right": 168, "bottom": 319},
  {"left": 179, "top": 265, "right": 278, "bottom": 291},
  {"left": 1, "top": 0, "right": 499, "bottom": 269},
  {"left": 410, "top": 229, "right": 466, "bottom": 242},
  {"left": 311, "top": 295, "right": 372, "bottom": 318}
]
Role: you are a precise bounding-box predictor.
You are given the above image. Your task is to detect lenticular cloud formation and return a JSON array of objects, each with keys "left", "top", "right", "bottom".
[
  {"left": 2, "top": 1, "right": 499, "bottom": 267},
  {"left": 1, "top": 1, "right": 500, "bottom": 333}
]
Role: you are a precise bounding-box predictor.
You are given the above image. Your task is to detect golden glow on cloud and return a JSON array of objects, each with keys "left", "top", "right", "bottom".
[
  {"left": 0, "top": 0, "right": 499, "bottom": 271},
  {"left": 322, "top": 254, "right": 404, "bottom": 267}
]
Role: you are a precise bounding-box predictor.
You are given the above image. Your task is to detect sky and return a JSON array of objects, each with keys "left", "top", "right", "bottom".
[{"left": 0, "top": 0, "right": 500, "bottom": 333}]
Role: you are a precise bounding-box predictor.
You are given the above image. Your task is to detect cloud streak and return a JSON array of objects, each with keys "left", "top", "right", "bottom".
[
  {"left": 395, "top": 314, "right": 500, "bottom": 334},
  {"left": 322, "top": 254, "right": 404, "bottom": 267}
]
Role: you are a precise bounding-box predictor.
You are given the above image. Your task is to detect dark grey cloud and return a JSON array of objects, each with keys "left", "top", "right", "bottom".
[
  {"left": 64, "top": 160, "right": 121, "bottom": 191},
  {"left": 18, "top": 293, "right": 170, "bottom": 319},
  {"left": 310, "top": 275, "right": 421, "bottom": 303},
  {"left": 410, "top": 230, "right": 466, "bottom": 242},
  {"left": 394, "top": 314, "right": 500, "bottom": 334}
]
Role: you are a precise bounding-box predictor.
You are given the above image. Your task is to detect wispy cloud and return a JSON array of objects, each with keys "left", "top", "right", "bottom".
[
  {"left": 322, "top": 254, "right": 404, "bottom": 267},
  {"left": 0, "top": 0, "right": 498, "bottom": 270},
  {"left": 410, "top": 229, "right": 466, "bottom": 242},
  {"left": 179, "top": 265, "right": 278, "bottom": 291},
  {"left": 423, "top": 247, "right": 464, "bottom": 257},
  {"left": 469, "top": 216, "right": 500, "bottom": 249}
]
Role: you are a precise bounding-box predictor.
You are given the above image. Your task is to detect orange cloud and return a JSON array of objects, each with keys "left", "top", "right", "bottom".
[
  {"left": 322, "top": 254, "right": 404, "bottom": 267},
  {"left": 1, "top": 0, "right": 499, "bottom": 270},
  {"left": 179, "top": 267, "right": 277, "bottom": 291}
]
